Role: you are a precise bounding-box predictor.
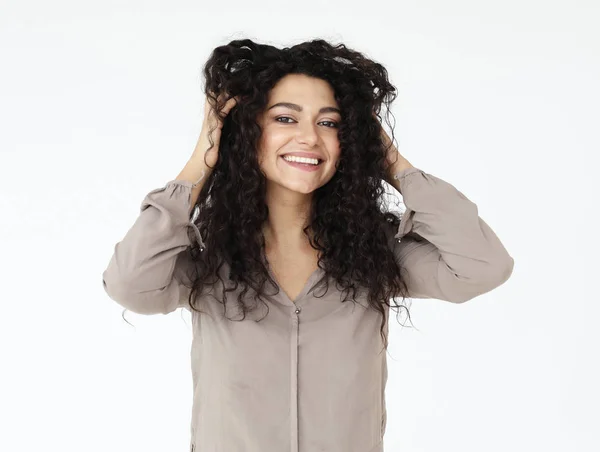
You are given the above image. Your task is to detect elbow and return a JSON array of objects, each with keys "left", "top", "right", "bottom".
[
  {"left": 102, "top": 274, "right": 176, "bottom": 315},
  {"left": 444, "top": 256, "right": 515, "bottom": 304},
  {"left": 487, "top": 254, "right": 514, "bottom": 288},
  {"left": 500, "top": 255, "right": 515, "bottom": 283}
]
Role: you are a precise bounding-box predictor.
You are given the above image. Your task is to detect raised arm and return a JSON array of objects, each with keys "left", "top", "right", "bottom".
[
  {"left": 102, "top": 92, "right": 239, "bottom": 315},
  {"left": 388, "top": 167, "right": 514, "bottom": 303},
  {"left": 101, "top": 172, "right": 207, "bottom": 315}
]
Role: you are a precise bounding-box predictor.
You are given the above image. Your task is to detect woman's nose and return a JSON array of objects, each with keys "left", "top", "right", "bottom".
[{"left": 295, "top": 122, "right": 319, "bottom": 145}]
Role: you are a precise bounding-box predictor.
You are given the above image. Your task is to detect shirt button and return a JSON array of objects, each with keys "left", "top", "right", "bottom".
[{"left": 294, "top": 307, "right": 301, "bottom": 314}]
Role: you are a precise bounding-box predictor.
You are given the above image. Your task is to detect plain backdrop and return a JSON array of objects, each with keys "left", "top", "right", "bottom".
[{"left": 1, "top": 1, "right": 598, "bottom": 451}]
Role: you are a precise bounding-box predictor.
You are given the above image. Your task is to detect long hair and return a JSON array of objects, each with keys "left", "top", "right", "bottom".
[{"left": 160, "top": 38, "right": 418, "bottom": 352}]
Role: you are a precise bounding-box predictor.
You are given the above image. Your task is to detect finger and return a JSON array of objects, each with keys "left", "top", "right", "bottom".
[
  {"left": 218, "top": 91, "right": 233, "bottom": 103},
  {"left": 223, "top": 96, "right": 239, "bottom": 113}
]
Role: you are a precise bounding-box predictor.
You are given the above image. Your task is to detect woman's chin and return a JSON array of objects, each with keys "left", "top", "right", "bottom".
[{"left": 267, "top": 178, "right": 319, "bottom": 196}]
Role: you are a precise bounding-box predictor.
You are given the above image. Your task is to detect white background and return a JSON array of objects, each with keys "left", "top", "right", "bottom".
[{"left": 1, "top": 1, "right": 598, "bottom": 451}]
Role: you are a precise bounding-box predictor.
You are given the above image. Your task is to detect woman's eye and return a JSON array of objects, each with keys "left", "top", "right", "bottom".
[
  {"left": 275, "top": 117, "right": 294, "bottom": 124},
  {"left": 275, "top": 117, "right": 338, "bottom": 128}
]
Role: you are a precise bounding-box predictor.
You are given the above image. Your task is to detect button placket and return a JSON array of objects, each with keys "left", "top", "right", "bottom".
[{"left": 290, "top": 308, "right": 300, "bottom": 452}]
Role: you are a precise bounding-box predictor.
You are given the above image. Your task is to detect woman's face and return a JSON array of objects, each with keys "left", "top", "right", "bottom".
[{"left": 256, "top": 74, "right": 342, "bottom": 195}]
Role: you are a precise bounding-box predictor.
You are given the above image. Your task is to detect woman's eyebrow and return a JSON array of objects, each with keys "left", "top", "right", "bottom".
[{"left": 267, "top": 102, "right": 341, "bottom": 115}]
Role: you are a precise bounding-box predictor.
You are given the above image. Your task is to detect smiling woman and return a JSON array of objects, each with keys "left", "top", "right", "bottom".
[{"left": 102, "top": 37, "right": 514, "bottom": 452}]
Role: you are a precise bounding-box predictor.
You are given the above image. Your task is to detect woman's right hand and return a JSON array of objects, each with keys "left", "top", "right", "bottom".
[{"left": 193, "top": 91, "right": 239, "bottom": 168}]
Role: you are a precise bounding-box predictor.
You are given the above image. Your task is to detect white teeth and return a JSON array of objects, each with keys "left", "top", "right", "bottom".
[{"left": 282, "top": 155, "right": 320, "bottom": 165}]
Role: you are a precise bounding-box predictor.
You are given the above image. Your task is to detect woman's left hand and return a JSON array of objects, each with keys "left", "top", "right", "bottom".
[{"left": 373, "top": 113, "right": 414, "bottom": 184}]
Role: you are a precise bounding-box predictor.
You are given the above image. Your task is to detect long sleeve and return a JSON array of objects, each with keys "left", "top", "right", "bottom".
[
  {"left": 389, "top": 167, "right": 514, "bottom": 303},
  {"left": 102, "top": 176, "right": 205, "bottom": 315}
]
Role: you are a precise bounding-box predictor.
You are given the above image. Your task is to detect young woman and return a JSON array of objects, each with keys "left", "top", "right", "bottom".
[{"left": 102, "top": 38, "right": 514, "bottom": 452}]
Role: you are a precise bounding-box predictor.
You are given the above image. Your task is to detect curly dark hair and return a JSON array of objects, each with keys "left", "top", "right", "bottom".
[{"left": 128, "top": 38, "right": 417, "bottom": 351}]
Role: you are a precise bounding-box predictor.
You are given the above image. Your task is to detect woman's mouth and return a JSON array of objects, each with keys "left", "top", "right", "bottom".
[{"left": 280, "top": 155, "right": 323, "bottom": 172}]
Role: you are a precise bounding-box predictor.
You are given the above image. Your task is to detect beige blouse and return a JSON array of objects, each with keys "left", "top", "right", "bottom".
[{"left": 102, "top": 166, "right": 514, "bottom": 452}]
